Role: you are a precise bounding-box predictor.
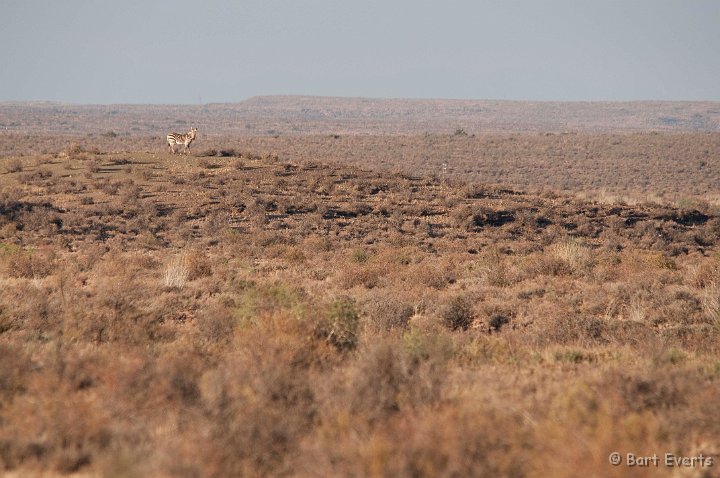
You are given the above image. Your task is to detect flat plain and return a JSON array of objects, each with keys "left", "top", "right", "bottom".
[{"left": 0, "top": 98, "right": 719, "bottom": 477}]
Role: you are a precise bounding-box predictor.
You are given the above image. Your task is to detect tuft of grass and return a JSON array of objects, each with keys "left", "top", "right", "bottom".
[
  {"left": 350, "top": 248, "right": 369, "bottom": 264},
  {"left": 701, "top": 282, "right": 720, "bottom": 324},
  {"left": 162, "top": 254, "right": 189, "bottom": 290},
  {"left": 550, "top": 237, "right": 593, "bottom": 273}
]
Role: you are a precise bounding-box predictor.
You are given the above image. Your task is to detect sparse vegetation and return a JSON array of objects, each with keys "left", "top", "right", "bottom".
[{"left": 0, "top": 117, "right": 719, "bottom": 476}]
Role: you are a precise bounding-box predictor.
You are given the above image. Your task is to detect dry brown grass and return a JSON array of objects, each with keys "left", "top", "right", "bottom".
[
  {"left": 3, "top": 130, "right": 720, "bottom": 205},
  {"left": 0, "top": 137, "right": 719, "bottom": 476}
]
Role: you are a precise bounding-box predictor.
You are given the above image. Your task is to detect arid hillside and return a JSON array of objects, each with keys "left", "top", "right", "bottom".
[
  {"left": 0, "top": 145, "right": 719, "bottom": 476},
  {"left": 2, "top": 131, "right": 720, "bottom": 206}
]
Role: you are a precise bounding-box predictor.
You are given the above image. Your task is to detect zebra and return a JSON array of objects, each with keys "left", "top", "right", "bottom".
[{"left": 167, "top": 127, "right": 197, "bottom": 154}]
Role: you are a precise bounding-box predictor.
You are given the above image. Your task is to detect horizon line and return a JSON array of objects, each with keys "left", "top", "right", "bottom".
[{"left": 2, "top": 94, "right": 720, "bottom": 107}]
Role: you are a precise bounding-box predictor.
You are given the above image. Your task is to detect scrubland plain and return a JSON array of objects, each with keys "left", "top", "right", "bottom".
[{"left": 0, "top": 99, "right": 719, "bottom": 477}]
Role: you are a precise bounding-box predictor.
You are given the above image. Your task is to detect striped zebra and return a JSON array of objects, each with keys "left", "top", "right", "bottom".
[{"left": 167, "top": 127, "right": 197, "bottom": 154}]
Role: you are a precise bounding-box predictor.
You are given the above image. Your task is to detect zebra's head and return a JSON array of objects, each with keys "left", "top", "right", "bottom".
[{"left": 189, "top": 127, "right": 197, "bottom": 138}]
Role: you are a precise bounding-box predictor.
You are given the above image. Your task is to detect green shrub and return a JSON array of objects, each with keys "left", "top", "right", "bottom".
[{"left": 317, "top": 296, "right": 360, "bottom": 351}]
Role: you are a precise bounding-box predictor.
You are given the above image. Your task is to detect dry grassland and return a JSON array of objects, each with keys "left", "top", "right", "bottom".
[
  {"left": 0, "top": 134, "right": 718, "bottom": 476},
  {"left": 3, "top": 132, "right": 720, "bottom": 203}
]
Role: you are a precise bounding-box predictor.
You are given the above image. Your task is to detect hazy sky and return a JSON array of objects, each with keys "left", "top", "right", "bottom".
[{"left": 2, "top": 1, "right": 719, "bottom": 103}]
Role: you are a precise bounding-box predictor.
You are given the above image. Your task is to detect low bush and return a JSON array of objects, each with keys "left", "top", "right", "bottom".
[
  {"left": 1, "top": 247, "right": 56, "bottom": 279},
  {"left": 5, "top": 158, "right": 23, "bottom": 173},
  {"left": 316, "top": 296, "right": 360, "bottom": 351},
  {"left": 441, "top": 295, "right": 474, "bottom": 331},
  {"left": 363, "top": 292, "right": 414, "bottom": 331}
]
